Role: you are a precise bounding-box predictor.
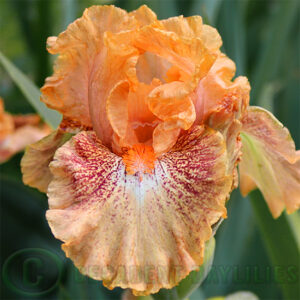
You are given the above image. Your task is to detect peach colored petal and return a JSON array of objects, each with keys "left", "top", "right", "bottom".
[
  {"left": 41, "top": 5, "right": 139, "bottom": 134},
  {"left": 21, "top": 130, "right": 72, "bottom": 192},
  {"left": 133, "top": 21, "right": 216, "bottom": 80},
  {"left": 152, "top": 123, "right": 180, "bottom": 155},
  {"left": 240, "top": 106, "right": 300, "bottom": 217},
  {"left": 194, "top": 54, "right": 250, "bottom": 125},
  {"left": 89, "top": 31, "right": 139, "bottom": 146},
  {"left": 136, "top": 52, "right": 172, "bottom": 84},
  {"left": 239, "top": 172, "right": 257, "bottom": 196},
  {"left": 106, "top": 81, "right": 129, "bottom": 139},
  {"left": 148, "top": 82, "right": 196, "bottom": 130},
  {"left": 0, "top": 125, "right": 50, "bottom": 164},
  {"left": 46, "top": 126, "right": 231, "bottom": 295},
  {"left": 200, "top": 24, "right": 222, "bottom": 51},
  {"left": 129, "top": 5, "right": 157, "bottom": 26},
  {"left": 161, "top": 15, "right": 203, "bottom": 38},
  {"left": 0, "top": 98, "right": 14, "bottom": 139},
  {"left": 161, "top": 16, "right": 222, "bottom": 51},
  {"left": 127, "top": 81, "right": 160, "bottom": 144},
  {"left": 111, "top": 80, "right": 161, "bottom": 154},
  {"left": 12, "top": 114, "right": 40, "bottom": 128}
]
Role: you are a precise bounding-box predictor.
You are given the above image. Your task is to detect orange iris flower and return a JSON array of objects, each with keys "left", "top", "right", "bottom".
[
  {"left": 21, "top": 5, "right": 299, "bottom": 295},
  {"left": 0, "top": 98, "right": 50, "bottom": 163}
]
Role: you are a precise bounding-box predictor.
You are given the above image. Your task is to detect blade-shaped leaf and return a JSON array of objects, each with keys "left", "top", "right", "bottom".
[
  {"left": 0, "top": 51, "right": 61, "bottom": 128},
  {"left": 249, "top": 190, "right": 300, "bottom": 300},
  {"left": 251, "top": 0, "right": 299, "bottom": 104}
]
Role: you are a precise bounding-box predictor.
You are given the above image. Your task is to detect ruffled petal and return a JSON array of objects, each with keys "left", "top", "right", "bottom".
[
  {"left": 161, "top": 16, "right": 222, "bottom": 51},
  {"left": 21, "top": 130, "right": 73, "bottom": 192},
  {"left": 46, "top": 126, "right": 232, "bottom": 295},
  {"left": 41, "top": 5, "right": 139, "bottom": 134},
  {"left": 148, "top": 82, "right": 196, "bottom": 130},
  {"left": 240, "top": 106, "right": 300, "bottom": 217},
  {"left": 194, "top": 54, "right": 250, "bottom": 125},
  {"left": 129, "top": 5, "right": 157, "bottom": 26},
  {"left": 133, "top": 20, "right": 217, "bottom": 80},
  {"left": 89, "top": 31, "right": 139, "bottom": 146}
]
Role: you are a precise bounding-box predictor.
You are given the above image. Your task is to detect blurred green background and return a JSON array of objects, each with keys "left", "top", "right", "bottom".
[{"left": 0, "top": 0, "right": 299, "bottom": 299}]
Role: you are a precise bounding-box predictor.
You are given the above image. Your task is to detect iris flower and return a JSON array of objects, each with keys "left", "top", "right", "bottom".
[
  {"left": 0, "top": 98, "right": 50, "bottom": 163},
  {"left": 21, "top": 5, "right": 299, "bottom": 296}
]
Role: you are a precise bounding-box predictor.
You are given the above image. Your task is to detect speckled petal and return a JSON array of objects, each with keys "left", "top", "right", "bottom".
[
  {"left": 21, "top": 130, "right": 72, "bottom": 192},
  {"left": 46, "top": 126, "right": 232, "bottom": 295},
  {"left": 240, "top": 106, "right": 300, "bottom": 217}
]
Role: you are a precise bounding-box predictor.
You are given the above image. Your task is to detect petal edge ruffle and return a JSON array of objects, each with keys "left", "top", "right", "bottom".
[{"left": 46, "top": 126, "right": 232, "bottom": 295}]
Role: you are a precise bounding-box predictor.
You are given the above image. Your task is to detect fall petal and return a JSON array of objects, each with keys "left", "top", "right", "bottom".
[
  {"left": 46, "top": 126, "right": 231, "bottom": 295},
  {"left": 240, "top": 106, "right": 300, "bottom": 217},
  {"left": 21, "top": 130, "right": 72, "bottom": 192}
]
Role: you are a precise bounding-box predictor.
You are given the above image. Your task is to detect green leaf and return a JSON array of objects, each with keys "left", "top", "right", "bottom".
[
  {"left": 249, "top": 190, "right": 300, "bottom": 300},
  {"left": 0, "top": 51, "right": 61, "bottom": 128},
  {"left": 216, "top": 0, "right": 246, "bottom": 75},
  {"left": 189, "top": 0, "right": 223, "bottom": 26},
  {"left": 251, "top": 0, "right": 299, "bottom": 105},
  {"left": 152, "top": 238, "right": 215, "bottom": 300}
]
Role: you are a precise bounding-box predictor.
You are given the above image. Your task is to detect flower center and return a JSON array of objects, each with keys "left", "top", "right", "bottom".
[{"left": 122, "top": 144, "right": 156, "bottom": 180}]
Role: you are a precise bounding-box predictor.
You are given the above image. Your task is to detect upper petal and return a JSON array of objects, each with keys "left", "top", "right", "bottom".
[
  {"left": 240, "top": 106, "right": 300, "bottom": 217},
  {"left": 46, "top": 126, "right": 232, "bottom": 295},
  {"left": 194, "top": 54, "right": 250, "bottom": 125},
  {"left": 41, "top": 5, "right": 139, "bottom": 132}
]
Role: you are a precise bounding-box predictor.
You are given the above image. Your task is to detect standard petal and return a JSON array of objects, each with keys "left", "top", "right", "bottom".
[
  {"left": 106, "top": 81, "right": 129, "bottom": 139},
  {"left": 41, "top": 5, "right": 139, "bottom": 131},
  {"left": 129, "top": 5, "right": 157, "bottom": 26},
  {"left": 133, "top": 21, "right": 217, "bottom": 80},
  {"left": 46, "top": 126, "right": 231, "bottom": 295},
  {"left": 240, "top": 106, "right": 300, "bottom": 217},
  {"left": 21, "top": 130, "right": 73, "bottom": 192},
  {"left": 194, "top": 54, "right": 250, "bottom": 125},
  {"left": 148, "top": 82, "right": 196, "bottom": 130},
  {"left": 152, "top": 122, "right": 180, "bottom": 155}
]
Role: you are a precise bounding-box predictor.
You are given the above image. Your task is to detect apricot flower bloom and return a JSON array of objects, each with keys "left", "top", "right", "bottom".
[
  {"left": 21, "top": 5, "right": 300, "bottom": 295},
  {"left": 0, "top": 98, "right": 50, "bottom": 163}
]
